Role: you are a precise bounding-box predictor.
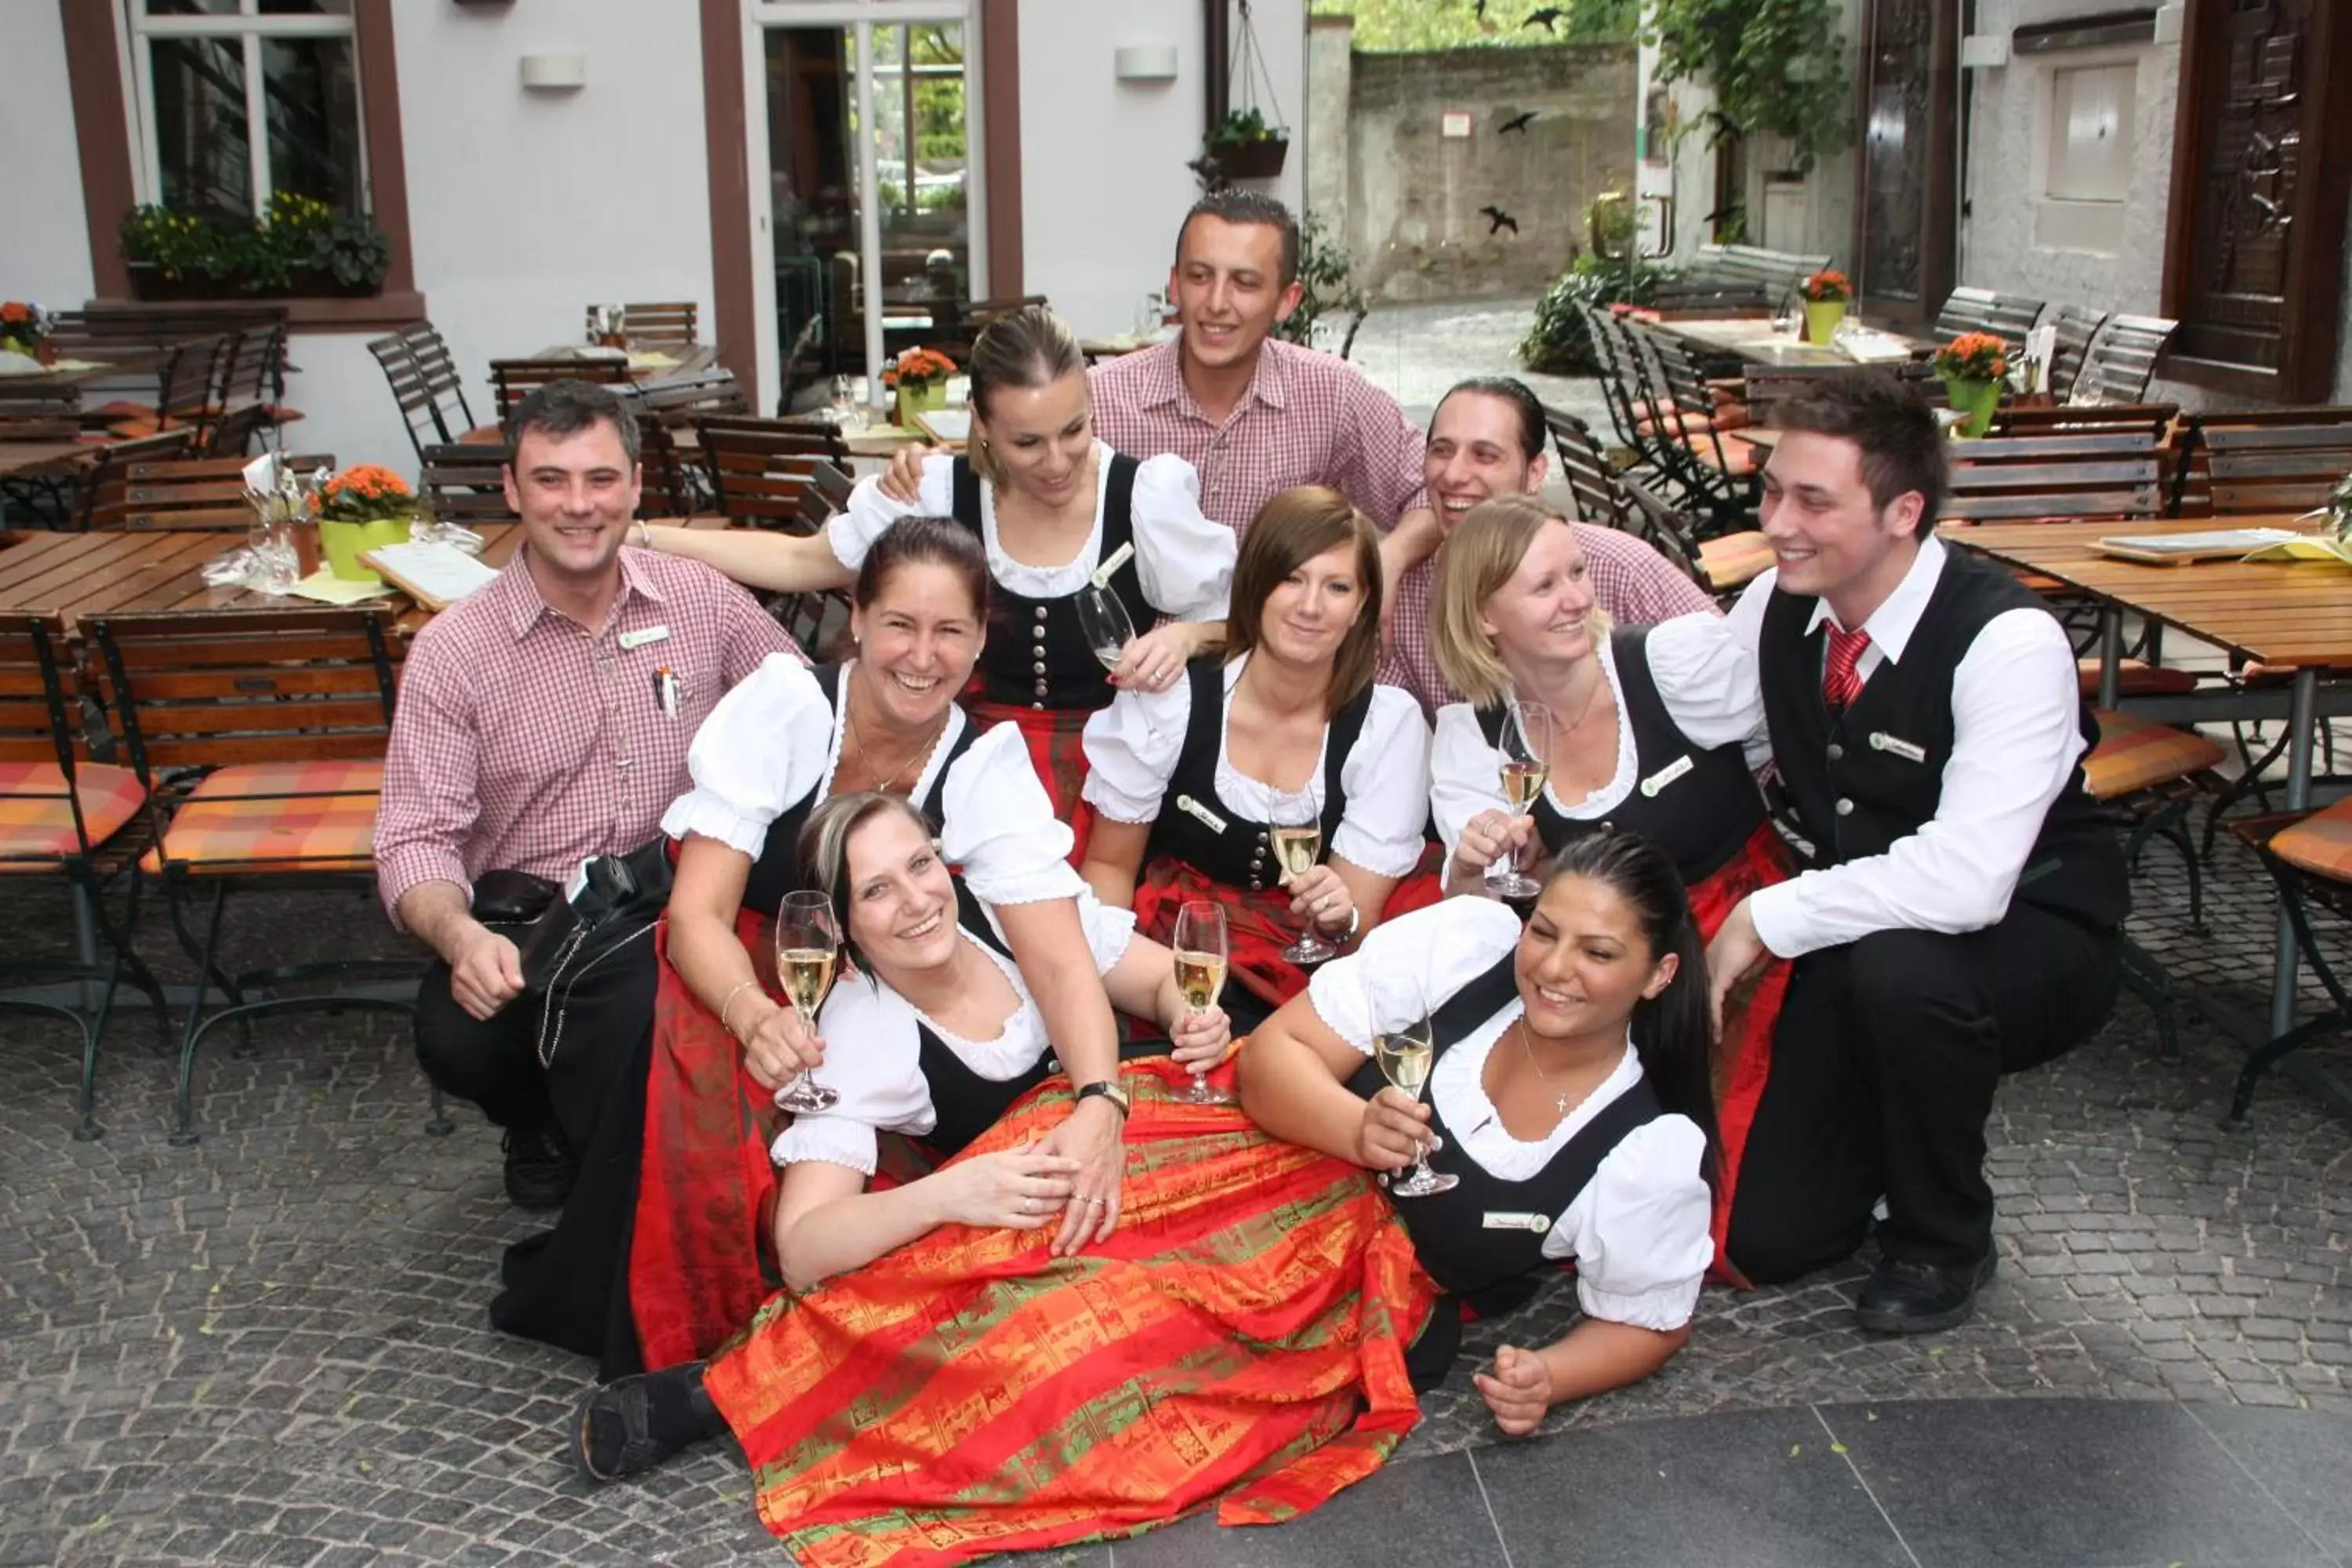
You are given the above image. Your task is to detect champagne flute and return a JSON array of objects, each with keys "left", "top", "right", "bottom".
[
  {"left": 1488, "top": 699, "right": 1555, "bottom": 900},
  {"left": 1377, "top": 991, "right": 1456, "bottom": 1197},
  {"left": 1074, "top": 586, "right": 1135, "bottom": 676},
  {"left": 773, "top": 890, "right": 841, "bottom": 1113},
  {"left": 1269, "top": 793, "right": 1334, "bottom": 965},
  {"left": 1170, "top": 900, "right": 1234, "bottom": 1105}
]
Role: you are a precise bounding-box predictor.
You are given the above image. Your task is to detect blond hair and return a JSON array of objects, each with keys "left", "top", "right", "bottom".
[
  {"left": 965, "top": 304, "right": 1086, "bottom": 488},
  {"left": 1432, "top": 494, "right": 1610, "bottom": 707}
]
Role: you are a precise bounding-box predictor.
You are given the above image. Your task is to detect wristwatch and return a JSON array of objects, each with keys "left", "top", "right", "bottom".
[{"left": 1074, "top": 1079, "right": 1131, "bottom": 1117}]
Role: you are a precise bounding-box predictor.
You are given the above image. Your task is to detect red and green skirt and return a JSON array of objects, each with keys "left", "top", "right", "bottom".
[
  {"left": 969, "top": 699, "right": 1097, "bottom": 866},
  {"left": 1690, "top": 822, "right": 1793, "bottom": 1284},
  {"left": 702, "top": 1059, "right": 1439, "bottom": 1567}
]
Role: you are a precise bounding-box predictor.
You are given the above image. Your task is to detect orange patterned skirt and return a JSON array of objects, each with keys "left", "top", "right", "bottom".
[{"left": 702, "top": 1057, "right": 1439, "bottom": 1567}]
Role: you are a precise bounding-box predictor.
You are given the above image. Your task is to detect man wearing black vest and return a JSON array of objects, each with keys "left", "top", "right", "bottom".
[{"left": 1690, "top": 376, "right": 2126, "bottom": 1333}]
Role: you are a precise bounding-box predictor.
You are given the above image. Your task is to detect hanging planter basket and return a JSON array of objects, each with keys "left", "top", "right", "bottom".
[
  {"left": 1200, "top": 0, "right": 1289, "bottom": 187},
  {"left": 1209, "top": 133, "right": 1290, "bottom": 181}
]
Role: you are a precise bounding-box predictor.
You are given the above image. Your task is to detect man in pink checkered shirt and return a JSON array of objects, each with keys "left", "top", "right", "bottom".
[
  {"left": 1381, "top": 376, "right": 1718, "bottom": 717},
  {"left": 377, "top": 382, "right": 795, "bottom": 1365}
]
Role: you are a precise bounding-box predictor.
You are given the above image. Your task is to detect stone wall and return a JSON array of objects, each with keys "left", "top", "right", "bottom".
[{"left": 1314, "top": 32, "right": 1636, "bottom": 302}]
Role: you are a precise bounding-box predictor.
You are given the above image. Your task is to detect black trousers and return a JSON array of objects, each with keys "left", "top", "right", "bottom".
[
  {"left": 412, "top": 915, "right": 662, "bottom": 1377},
  {"left": 1725, "top": 902, "right": 2122, "bottom": 1283}
]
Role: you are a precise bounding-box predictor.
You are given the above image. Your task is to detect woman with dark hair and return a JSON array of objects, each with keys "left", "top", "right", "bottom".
[
  {"left": 643, "top": 305, "right": 1233, "bottom": 841},
  {"left": 632, "top": 515, "right": 1134, "bottom": 1374},
  {"left": 1240, "top": 829, "right": 1719, "bottom": 1430},
  {"left": 1080, "top": 487, "right": 1435, "bottom": 1036},
  {"left": 1426, "top": 493, "right": 1787, "bottom": 1270}
]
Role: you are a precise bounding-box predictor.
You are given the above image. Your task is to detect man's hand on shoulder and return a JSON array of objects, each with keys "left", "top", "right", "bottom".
[{"left": 879, "top": 444, "right": 946, "bottom": 504}]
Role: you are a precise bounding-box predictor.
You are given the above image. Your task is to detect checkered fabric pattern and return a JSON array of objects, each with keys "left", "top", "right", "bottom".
[
  {"left": 2269, "top": 797, "right": 2352, "bottom": 883},
  {"left": 1380, "top": 521, "right": 1719, "bottom": 713},
  {"left": 143, "top": 759, "right": 385, "bottom": 874},
  {"left": 375, "top": 547, "right": 798, "bottom": 922},
  {"left": 2076, "top": 658, "right": 2199, "bottom": 699},
  {"left": 0, "top": 760, "right": 148, "bottom": 868},
  {"left": 1698, "top": 531, "right": 1777, "bottom": 592},
  {"left": 1088, "top": 338, "right": 1430, "bottom": 540},
  {"left": 2080, "top": 710, "right": 2226, "bottom": 802}
]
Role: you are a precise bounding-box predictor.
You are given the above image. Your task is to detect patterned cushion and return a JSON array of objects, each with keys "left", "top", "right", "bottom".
[
  {"left": 0, "top": 760, "right": 149, "bottom": 868},
  {"left": 142, "top": 760, "right": 383, "bottom": 875},
  {"left": 1698, "top": 531, "right": 1775, "bottom": 590},
  {"left": 1686, "top": 431, "right": 1764, "bottom": 475},
  {"left": 2077, "top": 659, "right": 2199, "bottom": 699},
  {"left": 2081, "top": 712, "right": 2225, "bottom": 800},
  {"left": 2270, "top": 797, "right": 2352, "bottom": 884}
]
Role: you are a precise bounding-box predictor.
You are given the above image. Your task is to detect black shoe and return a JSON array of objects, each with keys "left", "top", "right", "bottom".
[
  {"left": 502, "top": 1123, "right": 575, "bottom": 1211},
  {"left": 1856, "top": 1252, "right": 1998, "bottom": 1334},
  {"left": 572, "top": 1363, "right": 724, "bottom": 1484}
]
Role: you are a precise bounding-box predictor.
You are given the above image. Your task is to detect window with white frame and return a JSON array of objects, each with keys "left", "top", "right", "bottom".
[
  {"left": 2035, "top": 62, "right": 2136, "bottom": 253},
  {"left": 124, "top": 1, "right": 368, "bottom": 223}
]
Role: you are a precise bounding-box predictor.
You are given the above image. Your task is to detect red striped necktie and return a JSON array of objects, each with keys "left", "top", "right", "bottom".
[{"left": 1823, "top": 624, "right": 1871, "bottom": 710}]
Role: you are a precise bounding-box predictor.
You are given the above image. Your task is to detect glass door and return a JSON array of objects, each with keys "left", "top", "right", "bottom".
[{"left": 754, "top": 2, "right": 985, "bottom": 415}]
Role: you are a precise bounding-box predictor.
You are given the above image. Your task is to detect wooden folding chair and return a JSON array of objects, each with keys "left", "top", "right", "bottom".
[
  {"left": 417, "top": 442, "right": 518, "bottom": 527},
  {"left": 0, "top": 612, "right": 172, "bottom": 1140},
  {"left": 695, "top": 416, "right": 848, "bottom": 528},
  {"left": 1542, "top": 407, "right": 1630, "bottom": 530},
  {"left": 2223, "top": 802, "right": 2352, "bottom": 1122},
  {"left": 593, "top": 301, "right": 699, "bottom": 347},
  {"left": 371, "top": 321, "right": 492, "bottom": 458},
  {"left": 2042, "top": 304, "right": 2110, "bottom": 401},
  {"left": 1941, "top": 431, "right": 2168, "bottom": 524},
  {"left": 1934, "top": 286, "right": 2047, "bottom": 346},
  {"left": 86, "top": 453, "right": 337, "bottom": 532},
  {"left": 60, "top": 428, "right": 201, "bottom": 532},
  {"left": 2073, "top": 314, "right": 2176, "bottom": 406},
  {"left": 1620, "top": 477, "right": 1769, "bottom": 599},
  {"left": 492, "top": 357, "right": 630, "bottom": 423},
  {"left": 84, "top": 608, "right": 439, "bottom": 1145}
]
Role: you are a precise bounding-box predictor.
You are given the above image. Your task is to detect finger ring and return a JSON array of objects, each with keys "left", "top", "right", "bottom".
[{"left": 1083, "top": 1196, "right": 1103, "bottom": 1206}]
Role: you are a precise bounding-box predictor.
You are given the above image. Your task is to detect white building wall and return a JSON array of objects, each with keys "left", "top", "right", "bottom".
[
  {"left": 1016, "top": 0, "right": 1306, "bottom": 339},
  {"left": 3, "top": 5, "right": 97, "bottom": 310}
]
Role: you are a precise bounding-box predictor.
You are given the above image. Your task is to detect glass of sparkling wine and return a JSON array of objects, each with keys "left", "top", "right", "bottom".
[
  {"left": 1269, "top": 802, "right": 1334, "bottom": 965},
  {"left": 773, "top": 891, "right": 842, "bottom": 1113},
  {"left": 1170, "top": 900, "right": 1234, "bottom": 1105},
  {"left": 1376, "top": 994, "right": 1456, "bottom": 1196},
  {"left": 1489, "top": 698, "right": 1555, "bottom": 900},
  {"left": 1075, "top": 586, "right": 1135, "bottom": 676}
]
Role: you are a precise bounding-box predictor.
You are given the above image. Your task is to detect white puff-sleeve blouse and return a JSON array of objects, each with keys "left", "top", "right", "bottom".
[
  {"left": 1079, "top": 653, "right": 1433, "bottom": 879},
  {"left": 826, "top": 443, "right": 1233, "bottom": 622},
  {"left": 1305, "top": 900, "right": 1714, "bottom": 1332},
  {"left": 659, "top": 655, "right": 1084, "bottom": 909},
  {"left": 768, "top": 889, "right": 1138, "bottom": 1174}
]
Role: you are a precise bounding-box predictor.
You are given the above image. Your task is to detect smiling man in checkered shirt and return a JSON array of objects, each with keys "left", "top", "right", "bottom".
[{"left": 376, "top": 381, "right": 796, "bottom": 1363}]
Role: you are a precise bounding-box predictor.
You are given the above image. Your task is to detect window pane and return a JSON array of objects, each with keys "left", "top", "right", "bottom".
[
  {"left": 151, "top": 36, "right": 252, "bottom": 221},
  {"left": 258, "top": 0, "right": 357, "bottom": 15},
  {"left": 146, "top": 2, "right": 243, "bottom": 15},
  {"left": 263, "top": 36, "right": 364, "bottom": 212}
]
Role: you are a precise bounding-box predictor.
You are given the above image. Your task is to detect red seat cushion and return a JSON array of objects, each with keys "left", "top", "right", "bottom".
[
  {"left": 2077, "top": 659, "right": 2199, "bottom": 698},
  {"left": 0, "top": 760, "right": 149, "bottom": 866},
  {"left": 142, "top": 760, "right": 383, "bottom": 875},
  {"left": 2082, "top": 711, "right": 2225, "bottom": 800},
  {"left": 2270, "top": 798, "right": 2352, "bottom": 883}
]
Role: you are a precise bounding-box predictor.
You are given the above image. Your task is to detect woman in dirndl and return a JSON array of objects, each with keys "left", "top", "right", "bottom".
[
  {"left": 1080, "top": 487, "right": 1436, "bottom": 1037},
  {"left": 1425, "top": 492, "right": 1790, "bottom": 1273},
  {"left": 631, "top": 515, "right": 1136, "bottom": 1374},
  {"left": 642, "top": 304, "right": 1232, "bottom": 855},
  {"left": 573, "top": 792, "right": 1436, "bottom": 1568}
]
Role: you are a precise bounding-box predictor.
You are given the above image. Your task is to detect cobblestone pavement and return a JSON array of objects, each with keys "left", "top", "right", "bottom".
[{"left": 2, "top": 302, "right": 2347, "bottom": 1563}]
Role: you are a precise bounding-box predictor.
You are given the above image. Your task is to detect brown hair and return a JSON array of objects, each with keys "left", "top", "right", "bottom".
[
  {"left": 1174, "top": 188, "right": 1301, "bottom": 288},
  {"left": 965, "top": 305, "right": 1087, "bottom": 488},
  {"left": 852, "top": 514, "right": 990, "bottom": 624},
  {"left": 1432, "top": 494, "right": 1610, "bottom": 707},
  {"left": 1225, "top": 487, "right": 1384, "bottom": 714},
  {"left": 1770, "top": 372, "right": 1949, "bottom": 534}
]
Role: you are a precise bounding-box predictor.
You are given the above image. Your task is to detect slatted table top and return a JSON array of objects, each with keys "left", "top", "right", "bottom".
[
  {"left": 0, "top": 441, "right": 98, "bottom": 480},
  {"left": 1652, "top": 315, "right": 1935, "bottom": 367},
  {"left": 1944, "top": 515, "right": 2352, "bottom": 670}
]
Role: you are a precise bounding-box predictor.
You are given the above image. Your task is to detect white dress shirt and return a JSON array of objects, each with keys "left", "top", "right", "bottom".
[{"left": 1657, "top": 535, "right": 2088, "bottom": 958}]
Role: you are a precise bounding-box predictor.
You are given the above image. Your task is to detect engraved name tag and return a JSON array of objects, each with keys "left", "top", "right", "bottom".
[
  {"left": 1868, "top": 731, "right": 1928, "bottom": 764},
  {"left": 618, "top": 624, "right": 671, "bottom": 650},
  {"left": 1639, "top": 754, "right": 1695, "bottom": 797},
  {"left": 1483, "top": 1210, "right": 1552, "bottom": 1232},
  {"left": 1175, "top": 793, "right": 1228, "bottom": 834}
]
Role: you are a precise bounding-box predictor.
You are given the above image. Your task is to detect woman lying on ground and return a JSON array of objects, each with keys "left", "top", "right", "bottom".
[
  {"left": 1240, "top": 828, "right": 1719, "bottom": 1433},
  {"left": 574, "top": 792, "right": 1436, "bottom": 1567}
]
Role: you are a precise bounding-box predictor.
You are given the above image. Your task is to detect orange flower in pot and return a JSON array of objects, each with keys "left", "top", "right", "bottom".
[{"left": 315, "top": 463, "right": 416, "bottom": 582}]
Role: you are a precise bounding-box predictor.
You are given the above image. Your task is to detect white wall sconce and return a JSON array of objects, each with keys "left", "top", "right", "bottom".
[
  {"left": 519, "top": 53, "right": 587, "bottom": 91},
  {"left": 1113, "top": 45, "right": 1180, "bottom": 82}
]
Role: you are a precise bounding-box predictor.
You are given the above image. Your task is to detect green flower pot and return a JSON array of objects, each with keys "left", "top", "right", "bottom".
[
  {"left": 1803, "top": 299, "right": 1847, "bottom": 344},
  {"left": 320, "top": 516, "right": 412, "bottom": 582},
  {"left": 895, "top": 380, "right": 949, "bottom": 428},
  {"left": 1941, "top": 376, "right": 2001, "bottom": 439}
]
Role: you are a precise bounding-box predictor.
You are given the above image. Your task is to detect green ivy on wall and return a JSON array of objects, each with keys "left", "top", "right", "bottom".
[{"left": 1646, "top": 0, "right": 1853, "bottom": 171}]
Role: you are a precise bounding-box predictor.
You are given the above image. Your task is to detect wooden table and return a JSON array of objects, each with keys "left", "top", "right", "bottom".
[
  {"left": 531, "top": 343, "right": 720, "bottom": 381},
  {"left": 0, "top": 440, "right": 98, "bottom": 481},
  {"left": 1947, "top": 514, "right": 2352, "bottom": 1047},
  {"left": 1653, "top": 316, "right": 1933, "bottom": 368}
]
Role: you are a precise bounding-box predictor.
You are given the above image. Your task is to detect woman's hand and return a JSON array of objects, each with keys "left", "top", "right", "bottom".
[
  {"left": 1111, "top": 622, "right": 1198, "bottom": 694},
  {"left": 933, "top": 1140, "right": 1084, "bottom": 1231},
  {"left": 1472, "top": 1345, "right": 1557, "bottom": 1437},
  {"left": 1354, "top": 1085, "right": 1431, "bottom": 1172},
  {"left": 1036, "top": 1097, "right": 1125, "bottom": 1256},
  {"left": 878, "top": 443, "right": 948, "bottom": 503},
  {"left": 1167, "top": 1003, "right": 1232, "bottom": 1069},
  {"left": 1450, "top": 811, "right": 1537, "bottom": 889},
  {"left": 739, "top": 998, "right": 824, "bottom": 1092},
  {"left": 1284, "top": 864, "right": 1356, "bottom": 937}
]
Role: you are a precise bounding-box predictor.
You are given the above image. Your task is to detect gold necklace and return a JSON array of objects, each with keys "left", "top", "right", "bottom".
[
  {"left": 844, "top": 681, "right": 946, "bottom": 794},
  {"left": 1516, "top": 1019, "right": 1576, "bottom": 1116}
]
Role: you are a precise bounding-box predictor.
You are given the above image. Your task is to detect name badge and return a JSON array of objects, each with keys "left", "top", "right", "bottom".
[
  {"left": 1175, "top": 793, "right": 1228, "bottom": 835},
  {"left": 618, "top": 624, "right": 672, "bottom": 651},
  {"left": 1483, "top": 1211, "right": 1551, "bottom": 1232},
  {"left": 1639, "top": 754, "right": 1694, "bottom": 797},
  {"left": 1868, "top": 731, "right": 1928, "bottom": 764}
]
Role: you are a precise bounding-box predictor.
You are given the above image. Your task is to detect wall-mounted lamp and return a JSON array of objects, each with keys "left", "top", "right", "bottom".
[
  {"left": 1113, "top": 45, "right": 1180, "bottom": 82},
  {"left": 519, "top": 53, "right": 586, "bottom": 91}
]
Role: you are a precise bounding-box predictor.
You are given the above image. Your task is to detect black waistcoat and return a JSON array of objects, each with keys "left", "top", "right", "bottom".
[
  {"left": 949, "top": 455, "right": 1149, "bottom": 713},
  {"left": 913, "top": 878, "right": 1054, "bottom": 1156},
  {"left": 1478, "top": 627, "right": 1762, "bottom": 887},
  {"left": 1757, "top": 550, "right": 2129, "bottom": 931},
  {"left": 740, "top": 664, "right": 979, "bottom": 915},
  {"left": 1343, "top": 953, "right": 1664, "bottom": 1312},
  {"left": 1144, "top": 657, "right": 1374, "bottom": 893}
]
